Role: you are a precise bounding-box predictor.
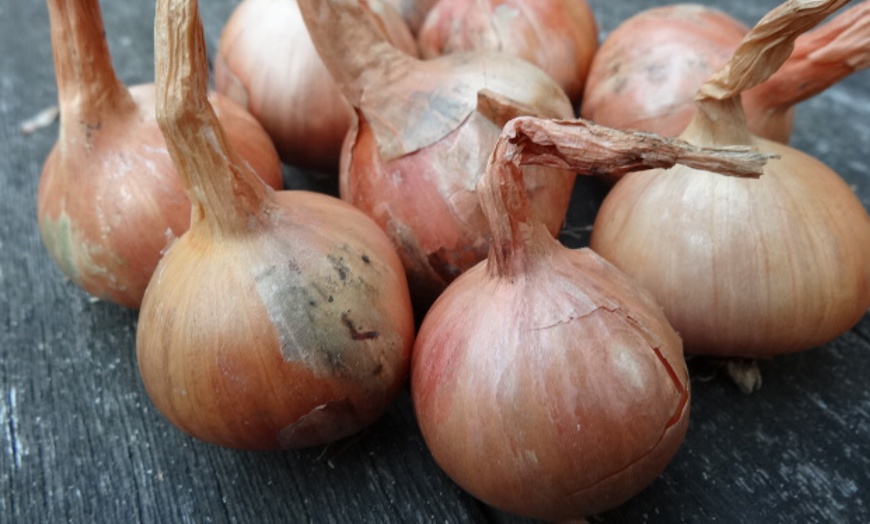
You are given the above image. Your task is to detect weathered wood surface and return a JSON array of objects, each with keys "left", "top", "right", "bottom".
[{"left": 1, "top": 0, "right": 868, "bottom": 522}]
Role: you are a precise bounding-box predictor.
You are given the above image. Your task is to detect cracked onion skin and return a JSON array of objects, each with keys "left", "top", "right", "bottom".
[
  {"left": 137, "top": 0, "right": 414, "bottom": 450},
  {"left": 408, "top": 114, "right": 789, "bottom": 519},
  {"left": 37, "top": 0, "right": 283, "bottom": 309},
  {"left": 412, "top": 243, "right": 690, "bottom": 520}
]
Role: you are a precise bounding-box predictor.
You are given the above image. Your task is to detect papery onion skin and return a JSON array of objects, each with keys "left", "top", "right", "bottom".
[
  {"left": 384, "top": 0, "right": 439, "bottom": 33},
  {"left": 590, "top": 138, "right": 870, "bottom": 357},
  {"left": 37, "top": 1, "right": 284, "bottom": 310},
  {"left": 412, "top": 236, "right": 689, "bottom": 520},
  {"left": 138, "top": 191, "right": 415, "bottom": 450},
  {"left": 341, "top": 102, "right": 574, "bottom": 308},
  {"left": 417, "top": 0, "right": 599, "bottom": 102},
  {"left": 214, "top": 0, "right": 418, "bottom": 171}
]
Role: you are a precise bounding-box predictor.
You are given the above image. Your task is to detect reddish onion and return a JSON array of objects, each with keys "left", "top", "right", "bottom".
[
  {"left": 37, "top": 0, "right": 283, "bottom": 309},
  {"left": 417, "top": 0, "right": 599, "bottom": 102},
  {"left": 298, "top": 0, "right": 575, "bottom": 309},
  {"left": 136, "top": 0, "right": 414, "bottom": 450},
  {"left": 214, "top": 0, "right": 418, "bottom": 171},
  {"left": 582, "top": 1, "right": 870, "bottom": 144},
  {"left": 590, "top": 0, "right": 870, "bottom": 370},
  {"left": 412, "top": 116, "right": 770, "bottom": 520}
]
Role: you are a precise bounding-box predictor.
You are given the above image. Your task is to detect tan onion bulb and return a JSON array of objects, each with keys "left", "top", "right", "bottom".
[
  {"left": 412, "top": 116, "right": 770, "bottom": 521},
  {"left": 298, "top": 0, "right": 576, "bottom": 310},
  {"left": 582, "top": 1, "right": 870, "bottom": 146},
  {"left": 214, "top": 0, "right": 418, "bottom": 171},
  {"left": 417, "top": 0, "right": 599, "bottom": 102},
  {"left": 590, "top": 0, "right": 870, "bottom": 365},
  {"left": 136, "top": 0, "right": 414, "bottom": 450},
  {"left": 37, "top": 0, "right": 283, "bottom": 309}
]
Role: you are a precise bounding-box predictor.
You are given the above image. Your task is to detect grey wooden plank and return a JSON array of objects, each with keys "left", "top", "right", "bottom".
[{"left": 1, "top": 0, "right": 869, "bottom": 523}]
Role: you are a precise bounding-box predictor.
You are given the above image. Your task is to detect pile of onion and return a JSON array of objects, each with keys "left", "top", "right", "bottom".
[
  {"left": 298, "top": 0, "right": 576, "bottom": 310},
  {"left": 214, "top": 0, "right": 418, "bottom": 171},
  {"left": 416, "top": 0, "right": 599, "bottom": 102},
  {"left": 412, "top": 116, "right": 770, "bottom": 520},
  {"left": 136, "top": 0, "right": 415, "bottom": 450},
  {"left": 582, "top": 1, "right": 870, "bottom": 145},
  {"left": 589, "top": 0, "right": 870, "bottom": 391},
  {"left": 37, "top": 0, "right": 283, "bottom": 309}
]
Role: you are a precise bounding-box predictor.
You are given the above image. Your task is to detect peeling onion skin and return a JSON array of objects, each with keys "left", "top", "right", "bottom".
[
  {"left": 589, "top": 0, "right": 870, "bottom": 358},
  {"left": 37, "top": 0, "right": 283, "bottom": 309},
  {"left": 341, "top": 107, "right": 574, "bottom": 310},
  {"left": 298, "top": 0, "right": 576, "bottom": 311},
  {"left": 417, "top": 0, "right": 599, "bottom": 102},
  {"left": 137, "top": 0, "right": 415, "bottom": 450},
  {"left": 214, "top": 0, "right": 418, "bottom": 171}
]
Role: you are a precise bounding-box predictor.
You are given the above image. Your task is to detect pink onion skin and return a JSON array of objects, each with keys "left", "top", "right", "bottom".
[
  {"left": 215, "top": 0, "right": 418, "bottom": 171},
  {"left": 412, "top": 235, "right": 689, "bottom": 520},
  {"left": 417, "top": 0, "right": 599, "bottom": 102}
]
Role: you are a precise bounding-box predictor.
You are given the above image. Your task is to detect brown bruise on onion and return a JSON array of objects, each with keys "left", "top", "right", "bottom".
[
  {"left": 590, "top": 0, "right": 870, "bottom": 360},
  {"left": 137, "top": 0, "right": 414, "bottom": 450},
  {"left": 411, "top": 116, "right": 772, "bottom": 520},
  {"left": 37, "top": 0, "right": 283, "bottom": 309}
]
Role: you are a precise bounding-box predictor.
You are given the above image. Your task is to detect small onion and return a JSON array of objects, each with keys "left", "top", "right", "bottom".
[
  {"left": 136, "top": 0, "right": 414, "bottom": 450},
  {"left": 590, "top": 0, "right": 870, "bottom": 364},
  {"left": 417, "top": 0, "right": 599, "bottom": 102},
  {"left": 37, "top": 0, "right": 283, "bottom": 309},
  {"left": 214, "top": 0, "right": 418, "bottom": 171},
  {"left": 298, "top": 0, "right": 575, "bottom": 310},
  {"left": 412, "top": 116, "right": 770, "bottom": 521},
  {"left": 582, "top": 1, "right": 870, "bottom": 146}
]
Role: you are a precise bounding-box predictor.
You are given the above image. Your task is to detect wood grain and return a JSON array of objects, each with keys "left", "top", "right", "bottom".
[{"left": 1, "top": 0, "right": 868, "bottom": 522}]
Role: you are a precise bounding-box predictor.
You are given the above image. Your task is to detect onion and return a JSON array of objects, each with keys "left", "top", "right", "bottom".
[
  {"left": 37, "top": 0, "right": 283, "bottom": 309},
  {"left": 136, "top": 0, "right": 415, "bottom": 450},
  {"left": 214, "top": 0, "right": 418, "bottom": 172},
  {"left": 411, "top": 116, "right": 770, "bottom": 520},
  {"left": 298, "top": 0, "right": 576, "bottom": 310},
  {"left": 582, "top": 1, "right": 870, "bottom": 146},
  {"left": 417, "top": 0, "right": 599, "bottom": 102},
  {"left": 589, "top": 0, "right": 870, "bottom": 372}
]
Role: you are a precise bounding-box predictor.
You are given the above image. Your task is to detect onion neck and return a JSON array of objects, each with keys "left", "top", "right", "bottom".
[
  {"left": 296, "top": 0, "right": 414, "bottom": 107},
  {"left": 745, "top": 0, "right": 870, "bottom": 113},
  {"left": 478, "top": 116, "right": 772, "bottom": 278},
  {"left": 155, "top": 0, "right": 271, "bottom": 237},
  {"left": 47, "top": 0, "right": 135, "bottom": 123}
]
